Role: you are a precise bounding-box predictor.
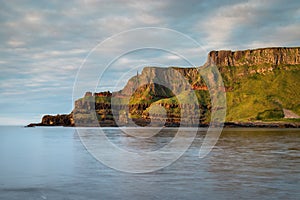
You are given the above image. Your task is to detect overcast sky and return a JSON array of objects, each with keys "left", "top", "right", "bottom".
[{"left": 0, "top": 0, "right": 299, "bottom": 125}]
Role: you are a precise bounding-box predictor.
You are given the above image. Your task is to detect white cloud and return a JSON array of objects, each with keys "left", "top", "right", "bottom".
[
  {"left": 136, "top": 13, "right": 163, "bottom": 25},
  {"left": 32, "top": 49, "right": 87, "bottom": 59},
  {"left": 24, "top": 13, "right": 43, "bottom": 24},
  {"left": 127, "top": 1, "right": 167, "bottom": 12},
  {"left": 195, "top": 0, "right": 260, "bottom": 45},
  {"left": 165, "top": 55, "right": 181, "bottom": 60},
  {"left": 7, "top": 39, "right": 26, "bottom": 47}
]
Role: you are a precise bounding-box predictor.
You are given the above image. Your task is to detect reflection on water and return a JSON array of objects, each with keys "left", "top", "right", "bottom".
[
  {"left": 0, "top": 126, "right": 299, "bottom": 199},
  {"left": 205, "top": 129, "right": 300, "bottom": 199}
]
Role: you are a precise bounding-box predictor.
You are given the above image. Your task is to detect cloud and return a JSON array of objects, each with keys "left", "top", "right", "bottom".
[
  {"left": 194, "top": 0, "right": 260, "bottom": 47},
  {"left": 271, "top": 23, "right": 300, "bottom": 45},
  {"left": 0, "top": 0, "right": 300, "bottom": 124},
  {"left": 7, "top": 39, "right": 26, "bottom": 47},
  {"left": 31, "top": 49, "right": 87, "bottom": 60},
  {"left": 165, "top": 55, "right": 181, "bottom": 60},
  {"left": 193, "top": 0, "right": 300, "bottom": 50}
]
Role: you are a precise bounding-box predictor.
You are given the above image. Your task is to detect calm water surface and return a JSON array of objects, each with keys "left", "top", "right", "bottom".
[{"left": 0, "top": 126, "right": 299, "bottom": 199}]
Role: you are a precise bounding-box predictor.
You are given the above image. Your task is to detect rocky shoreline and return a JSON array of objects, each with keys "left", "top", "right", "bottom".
[{"left": 26, "top": 119, "right": 300, "bottom": 128}]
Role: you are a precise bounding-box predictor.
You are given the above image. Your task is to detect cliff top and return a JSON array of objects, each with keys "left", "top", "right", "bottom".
[{"left": 207, "top": 46, "right": 300, "bottom": 67}]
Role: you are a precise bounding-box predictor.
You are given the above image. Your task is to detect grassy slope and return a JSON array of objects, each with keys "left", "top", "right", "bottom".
[{"left": 226, "top": 66, "right": 300, "bottom": 121}]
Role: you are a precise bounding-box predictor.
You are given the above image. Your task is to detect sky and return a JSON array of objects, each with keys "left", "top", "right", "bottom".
[{"left": 0, "top": 0, "right": 300, "bottom": 125}]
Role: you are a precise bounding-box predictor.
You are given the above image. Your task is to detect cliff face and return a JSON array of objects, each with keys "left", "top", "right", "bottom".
[
  {"left": 29, "top": 47, "right": 300, "bottom": 127},
  {"left": 118, "top": 67, "right": 201, "bottom": 97},
  {"left": 206, "top": 47, "right": 300, "bottom": 67},
  {"left": 119, "top": 48, "right": 300, "bottom": 96}
]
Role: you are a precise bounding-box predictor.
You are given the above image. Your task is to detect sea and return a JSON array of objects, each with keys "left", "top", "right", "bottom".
[{"left": 0, "top": 126, "right": 299, "bottom": 200}]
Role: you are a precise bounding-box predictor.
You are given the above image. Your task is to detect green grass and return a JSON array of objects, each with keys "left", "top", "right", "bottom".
[{"left": 225, "top": 65, "right": 300, "bottom": 121}]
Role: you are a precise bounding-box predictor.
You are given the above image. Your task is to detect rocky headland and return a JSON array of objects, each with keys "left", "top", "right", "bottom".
[{"left": 27, "top": 47, "right": 300, "bottom": 128}]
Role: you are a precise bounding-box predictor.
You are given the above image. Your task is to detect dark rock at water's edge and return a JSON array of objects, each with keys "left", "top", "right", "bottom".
[
  {"left": 27, "top": 47, "right": 300, "bottom": 128},
  {"left": 26, "top": 119, "right": 300, "bottom": 128},
  {"left": 224, "top": 122, "right": 300, "bottom": 128},
  {"left": 26, "top": 114, "right": 74, "bottom": 127}
]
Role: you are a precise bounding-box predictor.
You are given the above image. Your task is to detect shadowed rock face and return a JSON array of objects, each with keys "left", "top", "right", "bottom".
[
  {"left": 41, "top": 114, "right": 74, "bottom": 126},
  {"left": 28, "top": 47, "right": 300, "bottom": 127},
  {"left": 27, "top": 114, "right": 74, "bottom": 127}
]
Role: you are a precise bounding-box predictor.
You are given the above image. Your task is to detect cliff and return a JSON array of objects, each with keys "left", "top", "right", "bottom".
[
  {"left": 206, "top": 47, "right": 300, "bottom": 67},
  {"left": 28, "top": 47, "right": 300, "bottom": 127},
  {"left": 118, "top": 67, "right": 200, "bottom": 97}
]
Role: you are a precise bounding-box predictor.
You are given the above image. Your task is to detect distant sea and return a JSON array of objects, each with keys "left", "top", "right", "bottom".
[{"left": 0, "top": 126, "right": 299, "bottom": 200}]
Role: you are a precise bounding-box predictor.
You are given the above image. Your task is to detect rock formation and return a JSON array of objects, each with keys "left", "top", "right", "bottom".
[
  {"left": 27, "top": 47, "right": 300, "bottom": 127},
  {"left": 206, "top": 47, "right": 300, "bottom": 67}
]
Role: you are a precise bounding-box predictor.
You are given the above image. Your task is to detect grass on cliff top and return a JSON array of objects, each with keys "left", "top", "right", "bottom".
[{"left": 226, "top": 66, "right": 300, "bottom": 121}]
